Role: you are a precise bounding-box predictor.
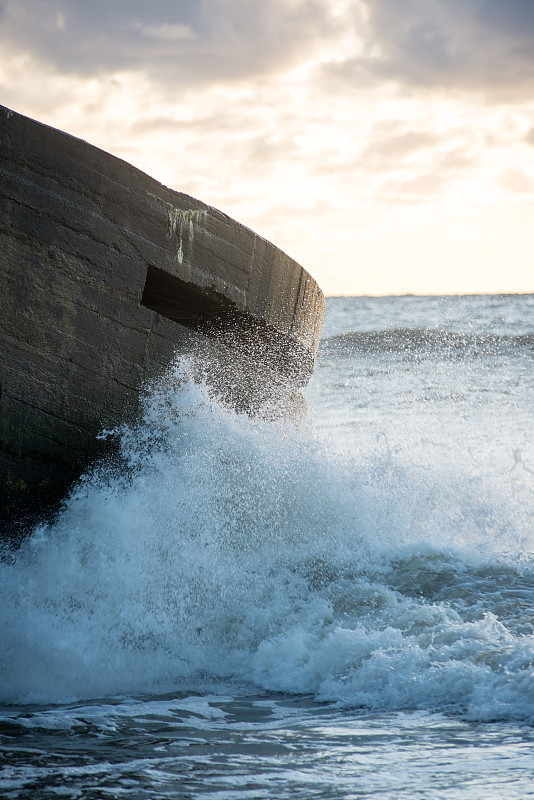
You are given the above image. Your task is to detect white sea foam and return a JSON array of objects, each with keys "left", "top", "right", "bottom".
[{"left": 1, "top": 353, "right": 533, "bottom": 724}]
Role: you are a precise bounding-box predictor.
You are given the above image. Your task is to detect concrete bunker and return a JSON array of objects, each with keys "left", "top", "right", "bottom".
[{"left": 0, "top": 104, "right": 325, "bottom": 539}]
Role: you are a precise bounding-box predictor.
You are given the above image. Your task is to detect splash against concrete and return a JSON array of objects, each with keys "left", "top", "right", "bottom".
[{"left": 0, "top": 106, "right": 324, "bottom": 532}]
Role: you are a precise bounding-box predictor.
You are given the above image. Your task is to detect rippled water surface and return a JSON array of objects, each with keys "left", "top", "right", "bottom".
[
  {"left": 2, "top": 695, "right": 534, "bottom": 799},
  {"left": 1, "top": 294, "right": 533, "bottom": 798}
]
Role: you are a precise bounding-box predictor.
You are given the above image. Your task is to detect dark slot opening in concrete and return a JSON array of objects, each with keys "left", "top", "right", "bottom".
[
  {"left": 140, "top": 264, "right": 234, "bottom": 332},
  {"left": 140, "top": 265, "right": 310, "bottom": 385}
]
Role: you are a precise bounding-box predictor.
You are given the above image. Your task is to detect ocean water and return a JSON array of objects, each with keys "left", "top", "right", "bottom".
[{"left": 1, "top": 294, "right": 533, "bottom": 799}]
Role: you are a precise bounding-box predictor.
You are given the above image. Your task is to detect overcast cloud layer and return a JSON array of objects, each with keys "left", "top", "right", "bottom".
[
  {"left": 3, "top": 0, "right": 534, "bottom": 95},
  {"left": 1, "top": 0, "right": 533, "bottom": 293},
  {"left": 353, "top": 0, "right": 534, "bottom": 96},
  {"left": 0, "top": 0, "right": 342, "bottom": 84}
]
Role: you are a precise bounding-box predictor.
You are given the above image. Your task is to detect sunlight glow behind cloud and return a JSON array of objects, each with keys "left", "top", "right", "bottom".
[{"left": 1, "top": 0, "right": 533, "bottom": 294}]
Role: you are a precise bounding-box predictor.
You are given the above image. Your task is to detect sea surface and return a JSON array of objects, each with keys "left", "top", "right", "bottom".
[{"left": 1, "top": 294, "right": 533, "bottom": 799}]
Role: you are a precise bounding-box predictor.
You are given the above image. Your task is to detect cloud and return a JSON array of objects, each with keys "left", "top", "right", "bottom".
[
  {"left": 359, "top": 127, "right": 439, "bottom": 167},
  {"left": 137, "top": 22, "right": 196, "bottom": 42},
  {"left": 5, "top": 0, "right": 534, "bottom": 101},
  {"left": 325, "top": 0, "right": 534, "bottom": 99},
  {"left": 0, "top": 0, "right": 340, "bottom": 85},
  {"left": 499, "top": 169, "right": 534, "bottom": 194}
]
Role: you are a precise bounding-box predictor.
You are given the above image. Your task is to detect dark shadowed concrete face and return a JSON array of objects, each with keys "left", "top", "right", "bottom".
[{"left": 0, "top": 105, "right": 324, "bottom": 537}]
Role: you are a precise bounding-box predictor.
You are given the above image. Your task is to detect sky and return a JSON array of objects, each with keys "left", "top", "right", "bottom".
[{"left": 1, "top": 0, "right": 533, "bottom": 296}]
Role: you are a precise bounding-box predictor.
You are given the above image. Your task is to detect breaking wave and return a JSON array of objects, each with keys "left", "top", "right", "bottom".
[{"left": 0, "top": 356, "right": 533, "bottom": 723}]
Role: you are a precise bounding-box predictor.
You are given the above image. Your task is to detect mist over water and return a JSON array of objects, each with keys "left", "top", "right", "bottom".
[{"left": 1, "top": 295, "right": 533, "bottom": 798}]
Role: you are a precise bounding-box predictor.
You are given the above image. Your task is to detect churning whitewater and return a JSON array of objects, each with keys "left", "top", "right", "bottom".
[{"left": 1, "top": 295, "right": 533, "bottom": 733}]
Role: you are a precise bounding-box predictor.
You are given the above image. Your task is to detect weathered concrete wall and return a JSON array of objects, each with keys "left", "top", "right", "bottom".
[{"left": 0, "top": 106, "right": 324, "bottom": 534}]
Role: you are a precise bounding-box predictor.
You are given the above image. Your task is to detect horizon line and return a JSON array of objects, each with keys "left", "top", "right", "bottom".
[{"left": 323, "top": 291, "right": 534, "bottom": 299}]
